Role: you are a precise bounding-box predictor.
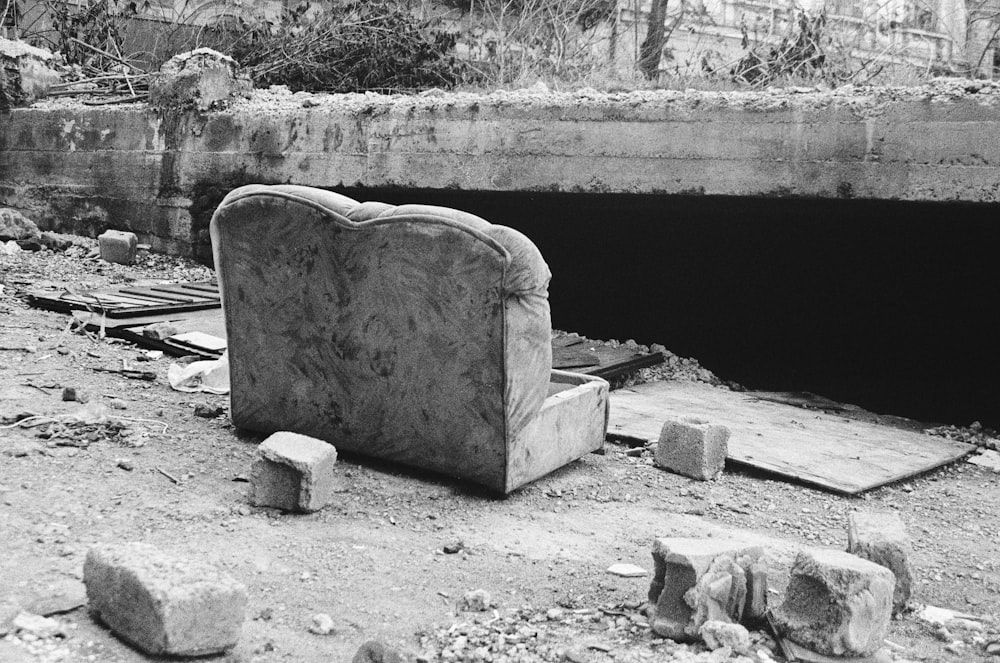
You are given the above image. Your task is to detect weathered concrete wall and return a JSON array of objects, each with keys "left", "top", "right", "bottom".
[{"left": 2, "top": 81, "right": 1000, "bottom": 259}]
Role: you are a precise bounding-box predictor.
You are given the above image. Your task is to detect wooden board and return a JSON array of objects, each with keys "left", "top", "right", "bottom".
[
  {"left": 608, "top": 381, "right": 975, "bottom": 494},
  {"left": 552, "top": 335, "right": 664, "bottom": 380},
  {"left": 28, "top": 281, "right": 221, "bottom": 318}
]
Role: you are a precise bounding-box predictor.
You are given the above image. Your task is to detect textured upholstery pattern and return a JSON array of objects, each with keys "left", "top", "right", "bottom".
[{"left": 211, "top": 185, "right": 555, "bottom": 490}]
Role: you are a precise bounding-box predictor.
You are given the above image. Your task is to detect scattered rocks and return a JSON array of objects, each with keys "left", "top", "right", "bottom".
[
  {"left": 772, "top": 548, "right": 895, "bottom": 657},
  {"left": 83, "top": 542, "right": 247, "bottom": 656},
  {"left": 461, "top": 589, "right": 492, "bottom": 612},
  {"left": 249, "top": 431, "right": 338, "bottom": 512},
  {"left": 847, "top": 510, "right": 913, "bottom": 614},
  {"left": 655, "top": 417, "right": 730, "bottom": 481},
  {"left": 309, "top": 613, "right": 335, "bottom": 635},
  {"left": 142, "top": 322, "right": 179, "bottom": 340}
]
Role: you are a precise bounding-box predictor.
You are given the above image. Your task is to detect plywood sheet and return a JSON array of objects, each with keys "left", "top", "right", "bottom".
[{"left": 608, "top": 381, "right": 975, "bottom": 494}]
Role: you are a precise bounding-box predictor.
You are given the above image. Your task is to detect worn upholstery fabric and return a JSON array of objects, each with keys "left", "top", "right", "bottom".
[{"left": 211, "top": 185, "right": 553, "bottom": 490}]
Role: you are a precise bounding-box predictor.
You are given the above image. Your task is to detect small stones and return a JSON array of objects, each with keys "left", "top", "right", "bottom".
[
  {"left": 309, "top": 613, "right": 335, "bottom": 635},
  {"left": 461, "top": 589, "right": 492, "bottom": 612},
  {"left": 655, "top": 416, "right": 730, "bottom": 480}
]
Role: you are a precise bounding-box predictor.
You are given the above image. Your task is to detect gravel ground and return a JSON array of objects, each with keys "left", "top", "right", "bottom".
[{"left": 2, "top": 238, "right": 1000, "bottom": 663}]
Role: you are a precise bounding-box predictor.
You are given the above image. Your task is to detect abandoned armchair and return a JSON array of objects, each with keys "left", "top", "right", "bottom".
[{"left": 210, "top": 185, "right": 609, "bottom": 493}]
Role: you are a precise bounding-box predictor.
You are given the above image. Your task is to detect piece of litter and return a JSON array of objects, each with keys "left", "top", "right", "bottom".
[
  {"left": 968, "top": 450, "right": 1000, "bottom": 472},
  {"left": 167, "top": 351, "right": 229, "bottom": 394},
  {"left": 606, "top": 563, "right": 647, "bottom": 577}
]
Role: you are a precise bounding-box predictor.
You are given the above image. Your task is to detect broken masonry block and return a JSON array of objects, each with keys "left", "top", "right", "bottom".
[
  {"left": 149, "top": 48, "right": 252, "bottom": 112},
  {"left": 83, "top": 542, "right": 247, "bottom": 656},
  {"left": 249, "top": 431, "right": 337, "bottom": 512},
  {"left": 0, "top": 208, "right": 40, "bottom": 242},
  {"left": 98, "top": 230, "right": 138, "bottom": 265},
  {"left": 700, "top": 620, "right": 752, "bottom": 654},
  {"left": 847, "top": 510, "right": 913, "bottom": 615},
  {"left": 647, "top": 537, "right": 765, "bottom": 641},
  {"left": 655, "top": 416, "right": 730, "bottom": 480},
  {"left": 0, "top": 38, "right": 60, "bottom": 109},
  {"left": 772, "top": 548, "right": 895, "bottom": 657}
]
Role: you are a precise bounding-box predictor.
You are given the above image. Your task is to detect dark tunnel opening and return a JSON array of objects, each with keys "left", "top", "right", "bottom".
[{"left": 336, "top": 186, "right": 1000, "bottom": 429}]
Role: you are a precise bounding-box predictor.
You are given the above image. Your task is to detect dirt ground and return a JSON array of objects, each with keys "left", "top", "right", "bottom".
[{"left": 1, "top": 242, "right": 999, "bottom": 663}]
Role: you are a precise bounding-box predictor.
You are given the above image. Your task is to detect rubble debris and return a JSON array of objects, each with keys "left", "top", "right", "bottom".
[
  {"left": 353, "top": 639, "right": 407, "bottom": 662},
  {"left": 647, "top": 537, "right": 765, "bottom": 641},
  {"left": 0, "top": 208, "right": 40, "bottom": 242},
  {"left": 83, "top": 542, "right": 247, "bottom": 656},
  {"left": 606, "top": 563, "right": 647, "bottom": 577},
  {"left": 655, "top": 416, "right": 730, "bottom": 480},
  {"left": 0, "top": 38, "right": 61, "bottom": 109},
  {"left": 39, "top": 231, "right": 74, "bottom": 252},
  {"left": 847, "top": 510, "right": 913, "bottom": 614},
  {"left": 772, "top": 548, "right": 894, "bottom": 657},
  {"left": 461, "top": 589, "right": 492, "bottom": 612},
  {"left": 98, "top": 229, "right": 138, "bottom": 265},
  {"left": 143, "top": 322, "right": 179, "bottom": 341},
  {"left": 149, "top": 48, "right": 252, "bottom": 112},
  {"left": 12, "top": 611, "right": 65, "bottom": 638},
  {"left": 1, "top": 239, "right": 21, "bottom": 254},
  {"left": 249, "top": 431, "right": 338, "bottom": 512},
  {"left": 700, "top": 620, "right": 751, "bottom": 653},
  {"left": 309, "top": 613, "right": 335, "bottom": 635}
]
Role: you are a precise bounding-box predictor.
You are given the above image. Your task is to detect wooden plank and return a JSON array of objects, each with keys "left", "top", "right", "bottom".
[
  {"left": 608, "top": 381, "right": 975, "bottom": 495},
  {"left": 145, "top": 284, "right": 219, "bottom": 301},
  {"left": 578, "top": 347, "right": 664, "bottom": 380},
  {"left": 118, "top": 287, "right": 201, "bottom": 303}
]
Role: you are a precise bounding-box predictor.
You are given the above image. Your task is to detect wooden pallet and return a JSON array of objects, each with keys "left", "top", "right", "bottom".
[{"left": 28, "top": 281, "right": 221, "bottom": 318}]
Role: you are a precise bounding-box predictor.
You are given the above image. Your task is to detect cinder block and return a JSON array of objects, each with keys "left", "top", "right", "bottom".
[
  {"left": 772, "top": 548, "right": 895, "bottom": 657},
  {"left": 655, "top": 416, "right": 730, "bottom": 480},
  {"left": 83, "top": 542, "right": 247, "bottom": 656},
  {"left": 847, "top": 510, "right": 913, "bottom": 615},
  {"left": 98, "top": 230, "right": 138, "bottom": 265},
  {"left": 249, "top": 431, "right": 337, "bottom": 512},
  {"left": 647, "top": 538, "right": 766, "bottom": 641}
]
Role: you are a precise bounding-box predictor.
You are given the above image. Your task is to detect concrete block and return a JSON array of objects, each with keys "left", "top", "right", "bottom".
[
  {"left": 772, "top": 548, "right": 895, "bottom": 657},
  {"left": 249, "top": 431, "right": 337, "bottom": 512},
  {"left": 847, "top": 510, "right": 913, "bottom": 615},
  {"left": 150, "top": 48, "right": 252, "bottom": 112},
  {"left": 83, "top": 542, "right": 247, "bottom": 656},
  {"left": 98, "top": 230, "right": 138, "bottom": 265},
  {"left": 700, "top": 620, "right": 751, "bottom": 653},
  {"left": 655, "top": 416, "right": 730, "bottom": 480},
  {"left": 0, "top": 38, "right": 60, "bottom": 109},
  {"left": 647, "top": 537, "right": 765, "bottom": 641}
]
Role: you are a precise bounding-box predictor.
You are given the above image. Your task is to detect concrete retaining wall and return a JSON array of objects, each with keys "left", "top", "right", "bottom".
[{"left": 2, "top": 82, "right": 999, "bottom": 260}]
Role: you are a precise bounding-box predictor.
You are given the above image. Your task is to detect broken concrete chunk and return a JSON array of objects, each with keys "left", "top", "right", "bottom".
[
  {"left": 98, "top": 229, "right": 138, "bottom": 265},
  {"left": 460, "top": 589, "right": 491, "bottom": 612},
  {"left": 847, "top": 510, "right": 913, "bottom": 615},
  {"left": 772, "top": 548, "right": 895, "bottom": 657},
  {"left": 655, "top": 416, "right": 729, "bottom": 480},
  {"left": 700, "top": 620, "right": 751, "bottom": 653},
  {"left": 0, "top": 208, "right": 40, "bottom": 242},
  {"left": 0, "top": 38, "right": 61, "bottom": 109},
  {"left": 83, "top": 542, "right": 247, "bottom": 656},
  {"left": 250, "top": 431, "right": 337, "bottom": 512},
  {"left": 149, "top": 48, "right": 252, "bottom": 112},
  {"left": 647, "top": 537, "right": 765, "bottom": 641}
]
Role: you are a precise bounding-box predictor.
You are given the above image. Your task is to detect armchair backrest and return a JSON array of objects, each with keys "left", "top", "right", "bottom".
[{"left": 210, "top": 185, "right": 553, "bottom": 489}]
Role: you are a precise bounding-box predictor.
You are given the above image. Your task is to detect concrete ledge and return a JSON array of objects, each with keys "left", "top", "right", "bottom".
[{"left": 4, "top": 81, "right": 1000, "bottom": 259}]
